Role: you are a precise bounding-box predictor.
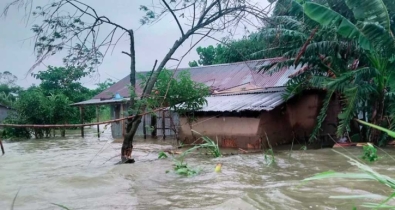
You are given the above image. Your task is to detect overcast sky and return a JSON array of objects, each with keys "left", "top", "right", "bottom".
[{"left": 0, "top": 0, "right": 268, "bottom": 89}]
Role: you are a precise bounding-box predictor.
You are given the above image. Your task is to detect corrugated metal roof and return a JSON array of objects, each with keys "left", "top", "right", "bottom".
[
  {"left": 93, "top": 58, "right": 299, "bottom": 100},
  {"left": 186, "top": 87, "right": 288, "bottom": 112},
  {"left": 71, "top": 98, "right": 130, "bottom": 106}
]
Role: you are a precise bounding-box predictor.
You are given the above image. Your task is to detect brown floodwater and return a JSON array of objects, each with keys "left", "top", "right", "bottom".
[{"left": 1, "top": 126, "right": 395, "bottom": 210}]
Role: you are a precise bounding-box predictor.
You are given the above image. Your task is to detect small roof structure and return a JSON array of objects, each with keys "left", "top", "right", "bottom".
[
  {"left": 183, "top": 87, "right": 289, "bottom": 113},
  {"left": 72, "top": 58, "right": 302, "bottom": 106}
]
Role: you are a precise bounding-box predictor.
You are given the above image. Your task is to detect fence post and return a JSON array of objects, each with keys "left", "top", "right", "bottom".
[
  {"left": 80, "top": 106, "right": 84, "bottom": 138},
  {"left": 96, "top": 106, "right": 100, "bottom": 138}
]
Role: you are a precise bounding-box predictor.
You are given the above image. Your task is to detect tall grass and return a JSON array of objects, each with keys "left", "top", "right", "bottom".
[
  {"left": 189, "top": 130, "right": 221, "bottom": 158},
  {"left": 303, "top": 149, "right": 395, "bottom": 209}
]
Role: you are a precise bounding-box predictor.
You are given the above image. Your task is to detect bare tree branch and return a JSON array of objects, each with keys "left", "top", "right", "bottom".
[{"left": 162, "top": 0, "right": 184, "bottom": 36}]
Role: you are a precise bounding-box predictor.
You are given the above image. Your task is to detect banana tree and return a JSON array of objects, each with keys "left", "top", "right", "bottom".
[
  {"left": 257, "top": 0, "right": 395, "bottom": 144},
  {"left": 302, "top": 0, "right": 395, "bottom": 144}
]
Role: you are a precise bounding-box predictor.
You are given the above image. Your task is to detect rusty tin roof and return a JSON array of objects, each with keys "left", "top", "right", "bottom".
[{"left": 93, "top": 58, "right": 300, "bottom": 100}]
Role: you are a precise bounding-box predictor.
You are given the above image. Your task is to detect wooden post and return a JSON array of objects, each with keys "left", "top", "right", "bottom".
[
  {"left": 121, "top": 104, "right": 125, "bottom": 137},
  {"left": 96, "top": 106, "right": 100, "bottom": 138},
  {"left": 151, "top": 115, "right": 157, "bottom": 137},
  {"left": 143, "top": 114, "right": 146, "bottom": 139},
  {"left": 162, "top": 111, "right": 166, "bottom": 140},
  {"left": 80, "top": 106, "right": 84, "bottom": 138},
  {"left": 0, "top": 139, "right": 4, "bottom": 155}
]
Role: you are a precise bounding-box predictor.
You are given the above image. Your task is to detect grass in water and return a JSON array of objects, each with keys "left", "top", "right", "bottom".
[
  {"left": 190, "top": 130, "right": 221, "bottom": 158},
  {"left": 264, "top": 148, "right": 275, "bottom": 166},
  {"left": 303, "top": 149, "right": 395, "bottom": 209}
]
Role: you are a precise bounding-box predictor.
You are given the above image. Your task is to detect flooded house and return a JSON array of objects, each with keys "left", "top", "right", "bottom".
[{"left": 73, "top": 58, "right": 341, "bottom": 148}]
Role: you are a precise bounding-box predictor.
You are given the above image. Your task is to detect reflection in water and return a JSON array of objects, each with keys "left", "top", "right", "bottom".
[{"left": 0, "top": 127, "right": 394, "bottom": 209}]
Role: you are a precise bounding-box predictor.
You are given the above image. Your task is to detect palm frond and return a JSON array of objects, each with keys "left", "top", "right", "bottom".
[
  {"left": 345, "top": 0, "right": 391, "bottom": 33},
  {"left": 303, "top": 2, "right": 372, "bottom": 51}
]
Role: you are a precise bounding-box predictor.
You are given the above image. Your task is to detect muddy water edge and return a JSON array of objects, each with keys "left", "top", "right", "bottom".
[{"left": 0, "top": 127, "right": 394, "bottom": 210}]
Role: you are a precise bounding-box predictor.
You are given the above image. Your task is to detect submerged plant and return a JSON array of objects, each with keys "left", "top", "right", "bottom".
[
  {"left": 303, "top": 150, "right": 395, "bottom": 209},
  {"left": 158, "top": 151, "right": 168, "bottom": 159},
  {"left": 158, "top": 150, "right": 199, "bottom": 177},
  {"left": 264, "top": 148, "right": 275, "bottom": 166},
  {"left": 189, "top": 130, "right": 221, "bottom": 158},
  {"left": 361, "top": 143, "right": 378, "bottom": 163}
]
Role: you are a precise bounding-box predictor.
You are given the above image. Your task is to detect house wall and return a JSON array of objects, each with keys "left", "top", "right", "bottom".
[
  {"left": 178, "top": 114, "right": 262, "bottom": 149},
  {"left": 178, "top": 92, "right": 341, "bottom": 149},
  {"left": 286, "top": 93, "right": 321, "bottom": 139},
  {"left": 0, "top": 107, "right": 11, "bottom": 122}
]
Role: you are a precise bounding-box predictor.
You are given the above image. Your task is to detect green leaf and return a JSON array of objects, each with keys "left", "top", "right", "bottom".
[
  {"left": 51, "top": 203, "right": 71, "bottom": 210},
  {"left": 345, "top": 0, "right": 391, "bottom": 33},
  {"left": 303, "top": 2, "right": 371, "bottom": 50},
  {"left": 329, "top": 194, "right": 385, "bottom": 199},
  {"left": 356, "top": 119, "right": 395, "bottom": 138}
]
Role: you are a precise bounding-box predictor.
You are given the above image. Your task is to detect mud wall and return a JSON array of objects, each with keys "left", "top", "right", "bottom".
[
  {"left": 178, "top": 115, "right": 262, "bottom": 149},
  {"left": 178, "top": 92, "right": 340, "bottom": 149}
]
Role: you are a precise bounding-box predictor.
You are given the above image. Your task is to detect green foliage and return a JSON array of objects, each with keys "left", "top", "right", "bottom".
[
  {"left": 304, "top": 149, "right": 395, "bottom": 209},
  {"left": 138, "top": 69, "right": 210, "bottom": 116},
  {"left": 0, "top": 71, "right": 22, "bottom": 108},
  {"left": 173, "top": 161, "right": 199, "bottom": 177},
  {"left": 158, "top": 131, "right": 220, "bottom": 177},
  {"left": 258, "top": 0, "right": 395, "bottom": 143},
  {"left": 160, "top": 150, "right": 200, "bottom": 177},
  {"left": 158, "top": 151, "right": 168, "bottom": 159},
  {"left": 2, "top": 65, "right": 112, "bottom": 138},
  {"left": 189, "top": 130, "right": 221, "bottom": 158},
  {"left": 264, "top": 149, "right": 276, "bottom": 166},
  {"left": 189, "top": 35, "right": 266, "bottom": 67},
  {"left": 361, "top": 143, "right": 378, "bottom": 162}
]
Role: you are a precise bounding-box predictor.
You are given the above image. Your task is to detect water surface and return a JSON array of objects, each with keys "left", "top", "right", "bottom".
[{"left": 1, "top": 127, "right": 394, "bottom": 209}]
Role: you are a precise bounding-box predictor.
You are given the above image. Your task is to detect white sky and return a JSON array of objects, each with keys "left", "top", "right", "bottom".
[{"left": 0, "top": 0, "right": 269, "bottom": 89}]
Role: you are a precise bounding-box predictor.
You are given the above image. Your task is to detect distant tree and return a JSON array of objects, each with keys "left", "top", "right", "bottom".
[
  {"left": 31, "top": 66, "right": 95, "bottom": 123},
  {"left": 0, "top": 71, "right": 22, "bottom": 107},
  {"left": 0, "top": 71, "right": 18, "bottom": 87},
  {"left": 188, "top": 60, "right": 199, "bottom": 67},
  {"left": 91, "top": 78, "right": 115, "bottom": 96},
  {"left": 3, "top": 86, "right": 75, "bottom": 138},
  {"left": 32, "top": 66, "right": 91, "bottom": 102},
  {"left": 189, "top": 34, "right": 267, "bottom": 66}
]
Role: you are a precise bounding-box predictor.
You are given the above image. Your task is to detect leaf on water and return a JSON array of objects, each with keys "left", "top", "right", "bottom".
[
  {"left": 303, "top": 171, "right": 375, "bottom": 181},
  {"left": 329, "top": 194, "right": 385, "bottom": 199},
  {"left": 51, "top": 203, "right": 71, "bottom": 210},
  {"left": 360, "top": 203, "right": 395, "bottom": 208},
  {"left": 158, "top": 151, "right": 168, "bottom": 159}
]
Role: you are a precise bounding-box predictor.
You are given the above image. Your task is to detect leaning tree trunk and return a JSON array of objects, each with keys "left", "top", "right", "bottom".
[
  {"left": 121, "top": 30, "right": 137, "bottom": 162},
  {"left": 120, "top": 34, "right": 189, "bottom": 163}
]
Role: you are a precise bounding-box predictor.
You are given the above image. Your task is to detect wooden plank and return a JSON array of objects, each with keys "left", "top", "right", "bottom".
[{"left": 96, "top": 106, "right": 100, "bottom": 138}]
